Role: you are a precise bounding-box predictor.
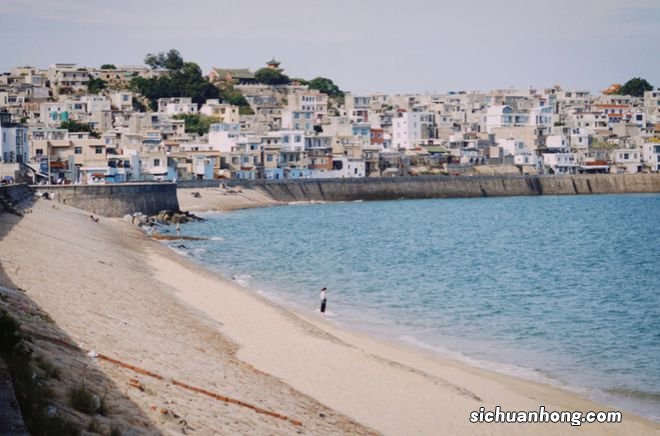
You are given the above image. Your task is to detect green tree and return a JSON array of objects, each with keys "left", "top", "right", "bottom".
[
  {"left": 307, "top": 76, "right": 344, "bottom": 97},
  {"left": 60, "top": 120, "right": 99, "bottom": 137},
  {"left": 172, "top": 113, "right": 215, "bottom": 136},
  {"left": 254, "top": 68, "right": 290, "bottom": 85},
  {"left": 100, "top": 64, "right": 116, "bottom": 70},
  {"left": 144, "top": 49, "right": 184, "bottom": 70},
  {"left": 215, "top": 82, "right": 250, "bottom": 107},
  {"left": 617, "top": 77, "right": 653, "bottom": 97},
  {"left": 239, "top": 106, "right": 255, "bottom": 115},
  {"left": 131, "top": 51, "right": 219, "bottom": 110},
  {"left": 87, "top": 76, "right": 106, "bottom": 94}
]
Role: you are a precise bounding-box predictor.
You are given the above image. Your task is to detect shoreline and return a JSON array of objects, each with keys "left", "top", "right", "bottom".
[
  {"left": 150, "top": 234, "right": 659, "bottom": 434},
  {"left": 161, "top": 235, "right": 660, "bottom": 426},
  {"left": 2, "top": 193, "right": 658, "bottom": 434},
  {"left": 173, "top": 186, "right": 660, "bottom": 433}
]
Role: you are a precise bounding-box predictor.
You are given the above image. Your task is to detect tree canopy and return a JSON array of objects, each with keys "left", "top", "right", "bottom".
[
  {"left": 617, "top": 77, "right": 653, "bottom": 97},
  {"left": 100, "top": 64, "right": 116, "bottom": 70},
  {"left": 87, "top": 76, "right": 106, "bottom": 94},
  {"left": 131, "top": 51, "right": 219, "bottom": 110},
  {"left": 254, "top": 68, "right": 291, "bottom": 85},
  {"left": 172, "top": 113, "right": 216, "bottom": 136},
  {"left": 307, "top": 77, "right": 344, "bottom": 97},
  {"left": 144, "top": 49, "right": 184, "bottom": 70}
]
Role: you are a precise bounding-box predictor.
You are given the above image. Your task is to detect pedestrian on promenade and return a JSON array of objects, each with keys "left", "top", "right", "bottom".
[
  {"left": 320, "top": 287, "right": 327, "bottom": 314},
  {"left": 176, "top": 222, "right": 181, "bottom": 237}
]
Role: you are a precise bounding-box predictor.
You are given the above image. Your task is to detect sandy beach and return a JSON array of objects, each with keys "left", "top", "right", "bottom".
[{"left": 1, "top": 190, "right": 659, "bottom": 435}]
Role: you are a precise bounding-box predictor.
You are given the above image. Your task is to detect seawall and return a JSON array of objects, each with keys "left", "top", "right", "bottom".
[
  {"left": 38, "top": 183, "right": 179, "bottom": 217},
  {"left": 209, "top": 174, "right": 660, "bottom": 202}
]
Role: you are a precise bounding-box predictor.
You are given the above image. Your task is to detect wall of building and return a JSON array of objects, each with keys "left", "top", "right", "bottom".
[
  {"left": 44, "top": 183, "right": 179, "bottom": 217},
  {"left": 218, "top": 174, "right": 660, "bottom": 202}
]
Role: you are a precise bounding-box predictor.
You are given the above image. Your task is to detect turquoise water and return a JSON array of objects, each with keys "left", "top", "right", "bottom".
[{"left": 169, "top": 194, "right": 660, "bottom": 420}]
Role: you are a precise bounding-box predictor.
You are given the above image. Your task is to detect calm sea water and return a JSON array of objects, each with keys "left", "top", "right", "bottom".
[{"left": 168, "top": 194, "right": 660, "bottom": 420}]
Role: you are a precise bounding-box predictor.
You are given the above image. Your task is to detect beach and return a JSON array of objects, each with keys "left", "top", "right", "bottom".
[{"left": 1, "top": 191, "right": 659, "bottom": 435}]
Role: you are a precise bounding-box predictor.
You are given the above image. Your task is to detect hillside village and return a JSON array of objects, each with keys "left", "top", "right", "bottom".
[{"left": 1, "top": 52, "right": 659, "bottom": 185}]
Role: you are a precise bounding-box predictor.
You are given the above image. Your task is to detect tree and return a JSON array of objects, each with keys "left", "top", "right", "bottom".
[
  {"left": 617, "top": 77, "right": 653, "bottom": 97},
  {"left": 60, "top": 120, "right": 99, "bottom": 138},
  {"left": 87, "top": 76, "right": 106, "bottom": 94},
  {"left": 100, "top": 64, "right": 116, "bottom": 70},
  {"left": 307, "top": 76, "right": 344, "bottom": 97},
  {"left": 254, "top": 68, "right": 290, "bottom": 85},
  {"left": 131, "top": 51, "right": 219, "bottom": 110},
  {"left": 215, "top": 82, "right": 250, "bottom": 107},
  {"left": 239, "top": 106, "right": 255, "bottom": 115},
  {"left": 144, "top": 49, "right": 184, "bottom": 70},
  {"left": 172, "top": 113, "right": 215, "bottom": 136}
]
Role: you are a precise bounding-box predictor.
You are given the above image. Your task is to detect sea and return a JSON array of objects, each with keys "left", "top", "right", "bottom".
[{"left": 165, "top": 194, "right": 660, "bottom": 421}]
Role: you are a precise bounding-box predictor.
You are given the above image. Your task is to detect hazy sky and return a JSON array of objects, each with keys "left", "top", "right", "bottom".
[{"left": 1, "top": 0, "right": 658, "bottom": 94}]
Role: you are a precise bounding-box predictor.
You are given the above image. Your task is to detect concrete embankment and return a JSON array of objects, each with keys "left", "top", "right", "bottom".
[
  {"left": 35, "top": 183, "right": 179, "bottom": 217},
  {"left": 219, "top": 174, "right": 660, "bottom": 202}
]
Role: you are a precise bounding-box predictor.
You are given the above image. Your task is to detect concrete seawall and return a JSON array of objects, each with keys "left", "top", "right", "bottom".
[
  {"left": 217, "top": 174, "right": 660, "bottom": 202},
  {"left": 39, "top": 183, "right": 179, "bottom": 217}
]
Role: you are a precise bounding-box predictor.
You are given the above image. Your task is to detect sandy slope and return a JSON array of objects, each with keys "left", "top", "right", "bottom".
[
  {"left": 177, "top": 186, "right": 281, "bottom": 212},
  {"left": 1, "top": 195, "right": 659, "bottom": 435}
]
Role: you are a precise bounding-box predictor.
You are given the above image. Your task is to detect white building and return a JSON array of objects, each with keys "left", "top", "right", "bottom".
[
  {"left": 542, "top": 152, "right": 577, "bottom": 174},
  {"left": 208, "top": 123, "right": 241, "bottom": 153},
  {"left": 157, "top": 97, "right": 198, "bottom": 115},
  {"left": 110, "top": 91, "right": 133, "bottom": 111},
  {"left": 643, "top": 90, "right": 660, "bottom": 124},
  {"left": 642, "top": 140, "right": 660, "bottom": 172},
  {"left": 392, "top": 111, "right": 435, "bottom": 150},
  {"left": 611, "top": 148, "right": 642, "bottom": 173},
  {"left": 287, "top": 91, "right": 328, "bottom": 123},
  {"left": 281, "top": 109, "right": 315, "bottom": 131},
  {"left": 200, "top": 100, "right": 239, "bottom": 124},
  {"left": 308, "top": 155, "right": 365, "bottom": 179}
]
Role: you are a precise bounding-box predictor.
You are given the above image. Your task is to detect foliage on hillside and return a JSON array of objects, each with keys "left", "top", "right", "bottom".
[
  {"left": 131, "top": 49, "right": 219, "bottom": 110},
  {"left": 616, "top": 77, "right": 653, "bottom": 97}
]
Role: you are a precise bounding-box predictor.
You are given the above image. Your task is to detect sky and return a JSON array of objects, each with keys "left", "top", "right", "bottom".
[{"left": 1, "top": 0, "right": 658, "bottom": 94}]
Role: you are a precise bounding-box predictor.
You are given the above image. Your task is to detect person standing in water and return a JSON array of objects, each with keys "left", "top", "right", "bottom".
[{"left": 320, "top": 287, "right": 327, "bottom": 314}]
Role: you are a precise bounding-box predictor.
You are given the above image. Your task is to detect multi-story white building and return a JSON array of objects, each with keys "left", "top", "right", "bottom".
[
  {"left": 287, "top": 91, "right": 328, "bottom": 123},
  {"left": 392, "top": 110, "right": 435, "bottom": 150},
  {"left": 157, "top": 97, "right": 198, "bottom": 115},
  {"left": 611, "top": 148, "right": 642, "bottom": 173},
  {"left": 208, "top": 123, "right": 241, "bottom": 153},
  {"left": 344, "top": 94, "right": 372, "bottom": 122},
  {"left": 642, "top": 139, "right": 660, "bottom": 172},
  {"left": 644, "top": 90, "right": 660, "bottom": 124},
  {"left": 199, "top": 100, "right": 239, "bottom": 123},
  {"left": 47, "top": 63, "right": 89, "bottom": 94}
]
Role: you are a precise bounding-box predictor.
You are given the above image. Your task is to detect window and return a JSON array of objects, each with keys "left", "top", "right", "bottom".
[
  {"left": 36, "top": 149, "right": 44, "bottom": 156},
  {"left": 74, "top": 147, "right": 82, "bottom": 154},
  {"left": 267, "top": 154, "right": 273, "bottom": 162},
  {"left": 294, "top": 112, "right": 300, "bottom": 119},
  {"left": 154, "top": 158, "right": 160, "bottom": 166},
  {"left": 283, "top": 136, "right": 290, "bottom": 144},
  {"left": 294, "top": 135, "right": 301, "bottom": 143},
  {"left": 95, "top": 147, "right": 103, "bottom": 154}
]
